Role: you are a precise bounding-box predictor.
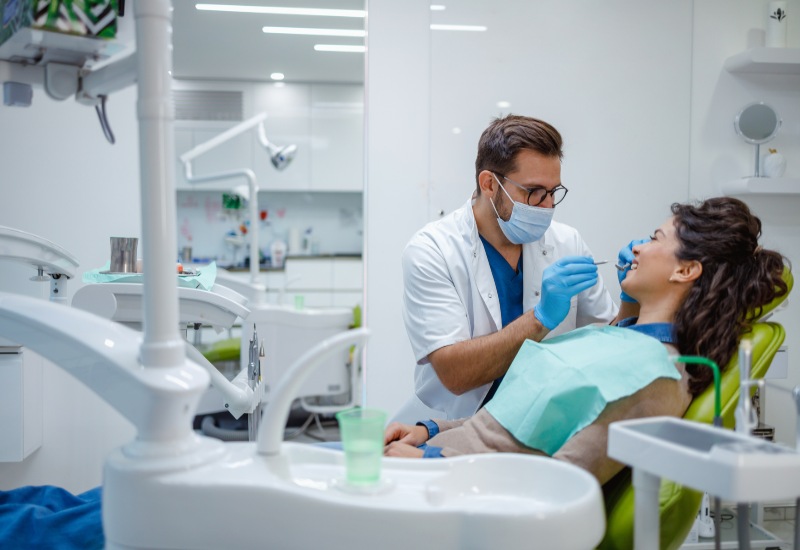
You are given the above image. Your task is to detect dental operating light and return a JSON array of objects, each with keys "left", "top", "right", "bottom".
[{"left": 179, "top": 112, "right": 297, "bottom": 301}]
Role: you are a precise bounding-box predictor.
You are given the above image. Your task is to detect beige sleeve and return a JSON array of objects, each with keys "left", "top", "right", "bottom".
[
  {"left": 433, "top": 417, "right": 469, "bottom": 433},
  {"left": 430, "top": 409, "right": 547, "bottom": 458},
  {"left": 553, "top": 370, "right": 692, "bottom": 485}
]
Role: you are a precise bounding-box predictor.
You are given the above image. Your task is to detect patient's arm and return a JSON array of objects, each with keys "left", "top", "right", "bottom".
[
  {"left": 384, "top": 441, "right": 424, "bottom": 458},
  {"left": 433, "top": 418, "right": 469, "bottom": 432},
  {"left": 553, "top": 374, "right": 691, "bottom": 485},
  {"left": 384, "top": 422, "right": 429, "bottom": 446}
]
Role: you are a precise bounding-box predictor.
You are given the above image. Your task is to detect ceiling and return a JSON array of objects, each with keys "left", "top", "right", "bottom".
[{"left": 171, "top": 1, "right": 366, "bottom": 84}]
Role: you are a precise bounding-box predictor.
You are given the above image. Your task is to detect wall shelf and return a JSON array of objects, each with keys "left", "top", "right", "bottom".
[
  {"left": 721, "top": 177, "right": 800, "bottom": 196},
  {"left": 724, "top": 47, "right": 800, "bottom": 74}
]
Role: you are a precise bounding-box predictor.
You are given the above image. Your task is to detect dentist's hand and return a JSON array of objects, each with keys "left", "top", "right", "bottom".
[
  {"left": 617, "top": 238, "right": 649, "bottom": 303},
  {"left": 534, "top": 256, "right": 598, "bottom": 330}
]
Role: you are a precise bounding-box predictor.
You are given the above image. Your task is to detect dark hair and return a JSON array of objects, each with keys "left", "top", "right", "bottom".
[
  {"left": 671, "top": 197, "right": 789, "bottom": 396},
  {"left": 474, "top": 115, "right": 563, "bottom": 195}
]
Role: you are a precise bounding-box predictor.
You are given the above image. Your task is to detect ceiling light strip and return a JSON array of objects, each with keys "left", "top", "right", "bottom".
[
  {"left": 314, "top": 44, "right": 365, "bottom": 53},
  {"left": 196, "top": 4, "right": 365, "bottom": 18},
  {"left": 430, "top": 24, "right": 487, "bottom": 31},
  {"left": 262, "top": 26, "right": 365, "bottom": 37}
]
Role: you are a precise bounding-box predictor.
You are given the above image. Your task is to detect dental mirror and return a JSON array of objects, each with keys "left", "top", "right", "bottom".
[{"left": 734, "top": 102, "right": 782, "bottom": 177}]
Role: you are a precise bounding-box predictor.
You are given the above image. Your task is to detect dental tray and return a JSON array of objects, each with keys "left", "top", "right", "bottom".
[
  {"left": 608, "top": 416, "right": 800, "bottom": 501},
  {"left": 99, "top": 270, "right": 201, "bottom": 277}
]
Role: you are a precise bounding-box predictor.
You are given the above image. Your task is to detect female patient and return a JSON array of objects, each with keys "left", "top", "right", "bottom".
[{"left": 383, "top": 197, "right": 788, "bottom": 484}]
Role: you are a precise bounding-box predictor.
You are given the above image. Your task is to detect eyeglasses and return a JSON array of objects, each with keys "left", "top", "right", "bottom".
[{"left": 494, "top": 173, "right": 568, "bottom": 207}]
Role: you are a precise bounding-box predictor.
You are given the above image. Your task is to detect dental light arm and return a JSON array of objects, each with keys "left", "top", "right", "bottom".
[
  {"left": 0, "top": 292, "right": 207, "bottom": 443},
  {"left": 179, "top": 114, "right": 267, "bottom": 163},
  {"left": 179, "top": 113, "right": 296, "bottom": 303},
  {"left": 0, "top": 225, "right": 80, "bottom": 304},
  {"left": 184, "top": 341, "right": 260, "bottom": 419}
]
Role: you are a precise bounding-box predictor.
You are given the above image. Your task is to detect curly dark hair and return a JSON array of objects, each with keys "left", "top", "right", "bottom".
[
  {"left": 671, "top": 197, "right": 789, "bottom": 395},
  {"left": 474, "top": 115, "right": 563, "bottom": 195}
]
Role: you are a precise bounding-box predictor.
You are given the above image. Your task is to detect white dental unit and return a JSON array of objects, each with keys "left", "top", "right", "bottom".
[
  {"left": 180, "top": 108, "right": 359, "bottom": 414},
  {"left": 0, "top": 226, "right": 80, "bottom": 462},
  {"left": 71, "top": 280, "right": 265, "bottom": 420},
  {"left": 0, "top": 2, "right": 608, "bottom": 548},
  {"left": 0, "top": 225, "right": 80, "bottom": 305}
]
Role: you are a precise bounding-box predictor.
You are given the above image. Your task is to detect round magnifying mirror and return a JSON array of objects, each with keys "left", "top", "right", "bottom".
[
  {"left": 735, "top": 102, "right": 781, "bottom": 143},
  {"left": 734, "top": 102, "right": 782, "bottom": 176}
]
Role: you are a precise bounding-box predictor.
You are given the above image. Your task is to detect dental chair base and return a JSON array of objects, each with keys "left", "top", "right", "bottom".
[{"left": 103, "top": 439, "right": 605, "bottom": 550}]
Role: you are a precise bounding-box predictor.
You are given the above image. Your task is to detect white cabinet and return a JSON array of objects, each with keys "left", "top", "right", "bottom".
[
  {"left": 283, "top": 257, "right": 363, "bottom": 310},
  {"left": 175, "top": 121, "right": 254, "bottom": 191},
  {"left": 252, "top": 84, "right": 312, "bottom": 191},
  {"left": 0, "top": 349, "right": 42, "bottom": 462},
  {"left": 219, "top": 257, "right": 363, "bottom": 311},
  {"left": 332, "top": 257, "right": 363, "bottom": 291},
  {"left": 310, "top": 85, "right": 364, "bottom": 192}
]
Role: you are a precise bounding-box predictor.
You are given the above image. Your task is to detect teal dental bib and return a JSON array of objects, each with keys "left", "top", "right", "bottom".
[{"left": 485, "top": 325, "right": 680, "bottom": 456}]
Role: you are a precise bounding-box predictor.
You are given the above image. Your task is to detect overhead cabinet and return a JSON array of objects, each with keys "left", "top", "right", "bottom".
[{"left": 174, "top": 83, "right": 363, "bottom": 193}]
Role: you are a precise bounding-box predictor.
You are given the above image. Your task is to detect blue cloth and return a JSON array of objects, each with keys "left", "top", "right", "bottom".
[
  {"left": 479, "top": 236, "right": 523, "bottom": 406},
  {"left": 416, "top": 419, "right": 440, "bottom": 440},
  {"left": 0, "top": 485, "right": 104, "bottom": 549},
  {"left": 420, "top": 444, "right": 444, "bottom": 458},
  {"left": 616, "top": 317, "right": 676, "bottom": 344}
]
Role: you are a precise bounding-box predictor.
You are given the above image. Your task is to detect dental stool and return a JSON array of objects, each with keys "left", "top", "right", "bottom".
[{"left": 599, "top": 267, "right": 793, "bottom": 550}]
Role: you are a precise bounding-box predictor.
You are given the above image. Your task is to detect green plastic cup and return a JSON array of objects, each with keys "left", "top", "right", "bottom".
[{"left": 335, "top": 408, "right": 387, "bottom": 487}]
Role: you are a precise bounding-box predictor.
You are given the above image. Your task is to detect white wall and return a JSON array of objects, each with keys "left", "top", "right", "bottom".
[
  {"left": 690, "top": 0, "right": 800, "bottom": 447},
  {"left": 176, "top": 190, "right": 363, "bottom": 264},
  {"left": 0, "top": 87, "right": 140, "bottom": 491},
  {"left": 364, "top": 0, "right": 432, "bottom": 411}
]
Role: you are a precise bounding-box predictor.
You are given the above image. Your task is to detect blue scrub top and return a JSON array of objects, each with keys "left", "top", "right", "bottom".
[{"left": 478, "top": 236, "right": 524, "bottom": 406}]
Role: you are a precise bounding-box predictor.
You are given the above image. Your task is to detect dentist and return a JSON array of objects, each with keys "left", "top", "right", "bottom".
[{"left": 399, "top": 115, "right": 629, "bottom": 421}]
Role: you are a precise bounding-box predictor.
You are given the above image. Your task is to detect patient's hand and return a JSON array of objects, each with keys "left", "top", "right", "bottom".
[
  {"left": 384, "top": 441, "right": 424, "bottom": 458},
  {"left": 384, "top": 422, "right": 429, "bottom": 446}
]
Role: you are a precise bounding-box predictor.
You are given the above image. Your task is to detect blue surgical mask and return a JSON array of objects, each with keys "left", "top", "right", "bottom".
[{"left": 490, "top": 174, "right": 554, "bottom": 244}]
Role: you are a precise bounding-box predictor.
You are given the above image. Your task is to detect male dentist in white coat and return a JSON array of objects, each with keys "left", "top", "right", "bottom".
[{"left": 398, "top": 115, "right": 633, "bottom": 422}]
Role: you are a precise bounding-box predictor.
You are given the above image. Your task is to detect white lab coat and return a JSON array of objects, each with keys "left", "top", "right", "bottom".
[{"left": 398, "top": 196, "right": 618, "bottom": 422}]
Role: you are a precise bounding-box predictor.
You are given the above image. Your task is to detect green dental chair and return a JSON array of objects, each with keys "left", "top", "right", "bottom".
[{"left": 599, "top": 267, "right": 793, "bottom": 550}]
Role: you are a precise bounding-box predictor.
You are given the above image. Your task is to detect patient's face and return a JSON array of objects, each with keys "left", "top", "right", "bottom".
[{"left": 622, "top": 217, "right": 681, "bottom": 300}]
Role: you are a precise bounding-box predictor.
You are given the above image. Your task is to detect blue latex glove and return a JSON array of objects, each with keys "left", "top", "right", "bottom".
[
  {"left": 617, "top": 238, "right": 649, "bottom": 303},
  {"left": 534, "top": 256, "right": 599, "bottom": 330}
]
